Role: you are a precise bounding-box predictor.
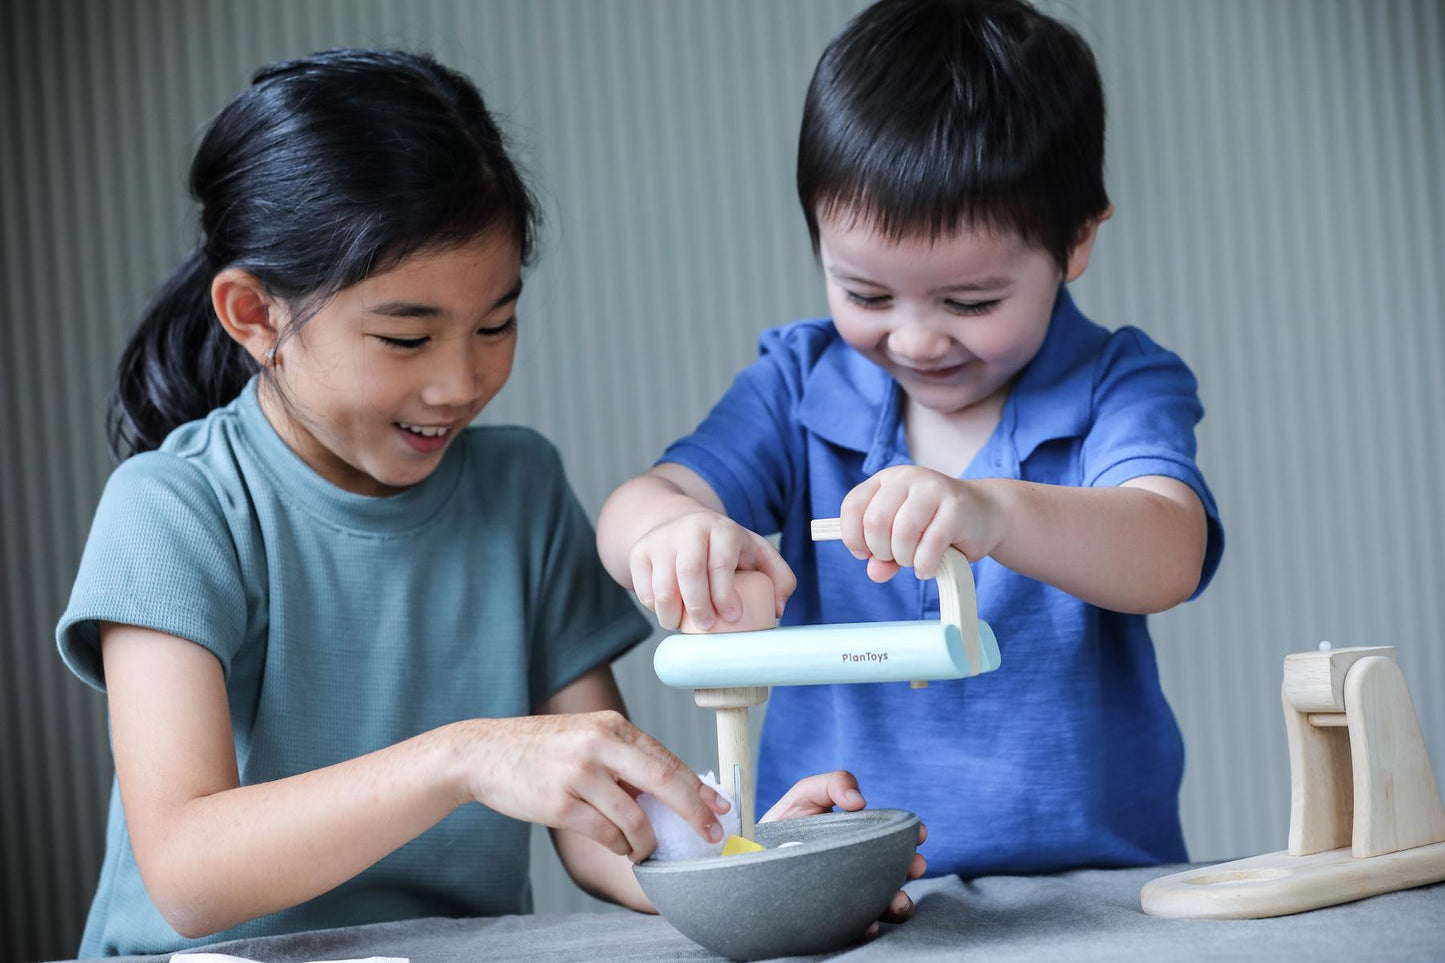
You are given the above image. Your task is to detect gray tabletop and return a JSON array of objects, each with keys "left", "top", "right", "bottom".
[{"left": 57, "top": 864, "right": 1445, "bottom": 963}]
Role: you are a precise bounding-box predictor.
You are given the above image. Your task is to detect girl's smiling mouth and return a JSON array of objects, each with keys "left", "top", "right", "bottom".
[{"left": 395, "top": 421, "right": 454, "bottom": 452}]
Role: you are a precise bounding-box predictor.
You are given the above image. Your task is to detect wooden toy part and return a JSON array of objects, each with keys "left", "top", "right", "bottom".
[
  {"left": 695, "top": 686, "right": 769, "bottom": 840},
  {"left": 1141, "top": 646, "right": 1445, "bottom": 919},
  {"left": 678, "top": 569, "right": 778, "bottom": 634},
  {"left": 810, "top": 517, "right": 984, "bottom": 686}
]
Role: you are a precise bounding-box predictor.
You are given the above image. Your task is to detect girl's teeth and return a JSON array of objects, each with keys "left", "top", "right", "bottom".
[{"left": 399, "top": 424, "right": 448, "bottom": 438}]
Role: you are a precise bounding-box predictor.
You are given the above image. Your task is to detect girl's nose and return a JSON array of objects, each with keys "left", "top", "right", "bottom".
[{"left": 421, "top": 345, "right": 485, "bottom": 409}]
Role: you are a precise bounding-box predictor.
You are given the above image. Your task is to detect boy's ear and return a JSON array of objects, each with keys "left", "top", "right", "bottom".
[
  {"left": 1063, "top": 204, "right": 1113, "bottom": 283},
  {"left": 211, "top": 268, "right": 282, "bottom": 366}
]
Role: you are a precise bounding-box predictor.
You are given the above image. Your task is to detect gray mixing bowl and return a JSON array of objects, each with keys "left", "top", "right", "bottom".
[{"left": 634, "top": 808, "right": 919, "bottom": 961}]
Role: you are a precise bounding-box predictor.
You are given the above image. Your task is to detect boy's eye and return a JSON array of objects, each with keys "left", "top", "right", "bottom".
[
  {"left": 945, "top": 299, "right": 1000, "bottom": 316},
  {"left": 376, "top": 335, "right": 429, "bottom": 350},
  {"left": 478, "top": 317, "right": 517, "bottom": 337},
  {"left": 844, "top": 291, "right": 891, "bottom": 308}
]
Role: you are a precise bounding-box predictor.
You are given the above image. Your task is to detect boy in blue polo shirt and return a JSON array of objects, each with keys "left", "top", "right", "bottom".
[{"left": 598, "top": 0, "right": 1223, "bottom": 888}]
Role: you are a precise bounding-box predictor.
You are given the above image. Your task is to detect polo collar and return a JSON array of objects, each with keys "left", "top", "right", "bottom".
[{"left": 797, "top": 285, "right": 1107, "bottom": 471}]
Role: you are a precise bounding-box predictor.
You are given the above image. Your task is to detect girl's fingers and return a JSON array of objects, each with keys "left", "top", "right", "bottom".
[
  {"left": 578, "top": 773, "right": 659, "bottom": 862},
  {"left": 908, "top": 851, "right": 927, "bottom": 879},
  {"left": 759, "top": 770, "right": 863, "bottom": 821},
  {"left": 602, "top": 734, "right": 723, "bottom": 846},
  {"left": 882, "top": 890, "right": 914, "bottom": 922},
  {"left": 629, "top": 554, "right": 655, "bottom": 611}
]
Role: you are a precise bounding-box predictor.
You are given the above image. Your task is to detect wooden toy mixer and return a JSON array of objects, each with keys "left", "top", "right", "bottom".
[
  {"left": 1142, "top": 644, "right": 1445, "bottom": 917},
  {"left": 652, "top": 517, "right": 1002, "bottom": 838}
]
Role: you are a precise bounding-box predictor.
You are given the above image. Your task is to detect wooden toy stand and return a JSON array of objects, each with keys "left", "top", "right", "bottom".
[
  {"left": 682, "top": 518, "right": 988, "bottom": 841},
  {"left": 1141, "top": 646, "right": 1445, "bottom": 918}
]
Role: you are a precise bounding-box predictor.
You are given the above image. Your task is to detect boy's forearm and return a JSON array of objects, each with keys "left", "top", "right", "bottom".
[
  {"left": 596, "top": 471, "right": 709, "bottom": 586},
  {"left": 134, "top": 722, "right": 470, "bottom": 938},
  {"left": 978, "top": 478, "right": 1207, "bottom": 614}
]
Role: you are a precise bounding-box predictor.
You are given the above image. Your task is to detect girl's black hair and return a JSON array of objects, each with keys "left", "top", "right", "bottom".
[
  {"left": 109, "top": 48, "right": 539, "bottom": 460},
  {"left": 797, "top": 0, "right": 1110, "bottom": 270}
]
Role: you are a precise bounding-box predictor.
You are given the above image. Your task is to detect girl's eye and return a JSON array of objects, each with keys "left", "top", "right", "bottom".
[
  {"left": 478, "top": 317, "right": 517, "bottom": 337},
  {"left": 376, "top": 335, "right": 429, "bottom": 350},
  {"left": 945, "top": 299, "right": 1000, "bottom": 316},
  {"left": 845, "top": 291, "right": 891, "bottom": 309}
]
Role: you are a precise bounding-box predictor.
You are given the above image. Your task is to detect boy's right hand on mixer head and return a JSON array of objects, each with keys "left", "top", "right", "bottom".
[
  {"left": 452, "top": 711, "right": 731, "bottom": 863},
  {"left": 628, "top": 509, "right": 796, "bottom": 631}
]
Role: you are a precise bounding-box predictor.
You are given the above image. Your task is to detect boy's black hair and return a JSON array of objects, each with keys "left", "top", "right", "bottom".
[
  {"left": 797, "top": 0, "right": 1109, "bottom": 270},
  {"left": 108, "top": 48, "right": 539, "bottom": 461}
]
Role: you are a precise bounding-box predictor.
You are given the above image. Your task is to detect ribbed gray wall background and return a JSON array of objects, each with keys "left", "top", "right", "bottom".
[{"left": 2, "top": 1, "right": 1441, "bottom": 959}]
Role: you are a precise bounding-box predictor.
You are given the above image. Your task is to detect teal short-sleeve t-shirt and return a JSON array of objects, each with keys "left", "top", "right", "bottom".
[{"left": 57, "top": 379, "right": 651, "bottom": 958}]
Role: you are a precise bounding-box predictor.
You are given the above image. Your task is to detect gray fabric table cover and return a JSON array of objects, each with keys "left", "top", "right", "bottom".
[{"left": 54, "top": 864, "right": 1445, "bottom": 963}]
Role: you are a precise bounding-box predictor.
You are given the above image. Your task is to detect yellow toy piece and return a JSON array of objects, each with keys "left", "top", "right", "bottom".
[{"left": 721, "top": 834, "right": 766, "bottom": 856}]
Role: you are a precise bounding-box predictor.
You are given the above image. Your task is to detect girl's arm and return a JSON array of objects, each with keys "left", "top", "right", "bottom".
[
  {"left": 596, "top": 464, "right": 794, "bottom": 630},
  {"left": 101, "top": 623, "right": 726, "bottom": 938},
  {"left": 539, "top": 665, "right": 654, "bottom": 911}
]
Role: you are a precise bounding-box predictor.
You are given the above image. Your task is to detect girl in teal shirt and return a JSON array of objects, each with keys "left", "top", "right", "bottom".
[{"left": 57, "top": 48, "right": 918, "bottom": 957}]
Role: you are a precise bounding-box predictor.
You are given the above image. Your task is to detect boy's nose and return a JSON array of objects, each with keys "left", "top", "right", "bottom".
[{"left": 886, "top": 319, "right": 952, "bottom": 364}]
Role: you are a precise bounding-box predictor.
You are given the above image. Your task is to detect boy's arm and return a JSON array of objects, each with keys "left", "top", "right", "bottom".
[
  {"left": 597, "top": 464, "right": 794, "bottom": 630},
  {"left": 595, "top": 463, "right": 726, "bottom": 587},
  {"left": 979, "top": 475, "right": 1207, "bottom": 614},
  {"left": 850, "top": 470, "right": 1206, "bottom": 615}
]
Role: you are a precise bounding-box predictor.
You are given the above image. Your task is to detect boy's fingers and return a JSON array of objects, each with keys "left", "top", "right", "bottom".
[
  {"left": 674, "top": 541, "right": 715, "bottom": 630},
  {"left": 867, "top": 557, "right": 901, "bottom": 583},
  {"left": 860, "top": 484, "right": 907, "bottom": 562},
  {"left": 630, "top": 556, "right": 654, "bottom": 610},
  {"left": 651, "top": 566, "right": 682, "bottom": 630},
  {"left": 706, "top": 531, "right": 741, "bottom": 623},
  {"left": 881, "top": 890, "right": 914, "bottom": 922},
  {"left": 890, "top": 497, "right": 938, "bottom": 570},
  {"left": 839, "top": 478, "right": 879, "bottom": 559},
  {"left": 909, "top": 851, "right": 927, "bottom": 879}
]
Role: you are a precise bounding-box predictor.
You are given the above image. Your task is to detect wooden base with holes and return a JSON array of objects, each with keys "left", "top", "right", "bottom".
[{"left": 1142, "top": 646, "right": 1445, "bottom": 918}]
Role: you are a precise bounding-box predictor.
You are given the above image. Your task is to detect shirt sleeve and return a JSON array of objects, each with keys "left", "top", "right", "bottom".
[
  {"left": 658, "top": 327, "right": 805, "bottom": 536},
  {"left": 527, "top": 442, "right": 653, "bottom": 708},
  {"left": 56, "top": 453, "right": 251, "bottom": 691},
  {"left": 1081, "top": 327, "right": 1225, "bottom": 598}
]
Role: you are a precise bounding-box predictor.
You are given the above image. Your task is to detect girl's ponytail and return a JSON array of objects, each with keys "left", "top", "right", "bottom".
[
  {"left": 104, "top": 47, "right": 538, "bottom": 462},
  {"left": 108, "top": 248, "right": 257, "bottom": 460}
]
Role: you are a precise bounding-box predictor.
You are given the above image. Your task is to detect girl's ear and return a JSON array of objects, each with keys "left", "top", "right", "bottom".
[
  {"left": 211, "top": 268, "right": 282, "bottom": 365},
  {"left": 1063, "top": 204, "right": 1113, "bottom": 283}
]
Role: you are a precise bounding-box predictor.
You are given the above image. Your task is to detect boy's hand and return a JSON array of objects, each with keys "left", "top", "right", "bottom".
[
  {"left": 840, "top": 466, "right": 1006, "bottom": 582},
  {"left": 629, "top": 509, "right": 796, "bottom": 631},
  {"left": 761, "top": 770, "right": 928, "bottom": 930}
]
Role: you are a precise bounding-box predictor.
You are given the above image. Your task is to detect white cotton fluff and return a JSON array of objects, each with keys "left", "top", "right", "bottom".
[{"left": 637, "top": 770, "right": 741, "bottom": 861}]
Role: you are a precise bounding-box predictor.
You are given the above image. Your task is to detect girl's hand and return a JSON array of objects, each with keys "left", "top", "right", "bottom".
[
  {"left": 628, "top": 509, "right": 796, "bottom": 631},
  {"left": 840, "top": 466, "right": 1007, "bottom": 582},
  {"left": 455, "top": 711, "right": 730, "bottom": 863},
  {"left": 761, "top": 770, "right": 928, "bottom": 931}
]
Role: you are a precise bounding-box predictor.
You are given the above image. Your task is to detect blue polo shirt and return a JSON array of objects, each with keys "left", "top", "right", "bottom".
[{"left": 661, "top": 286, "right": 1223, "bottom": 875}]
